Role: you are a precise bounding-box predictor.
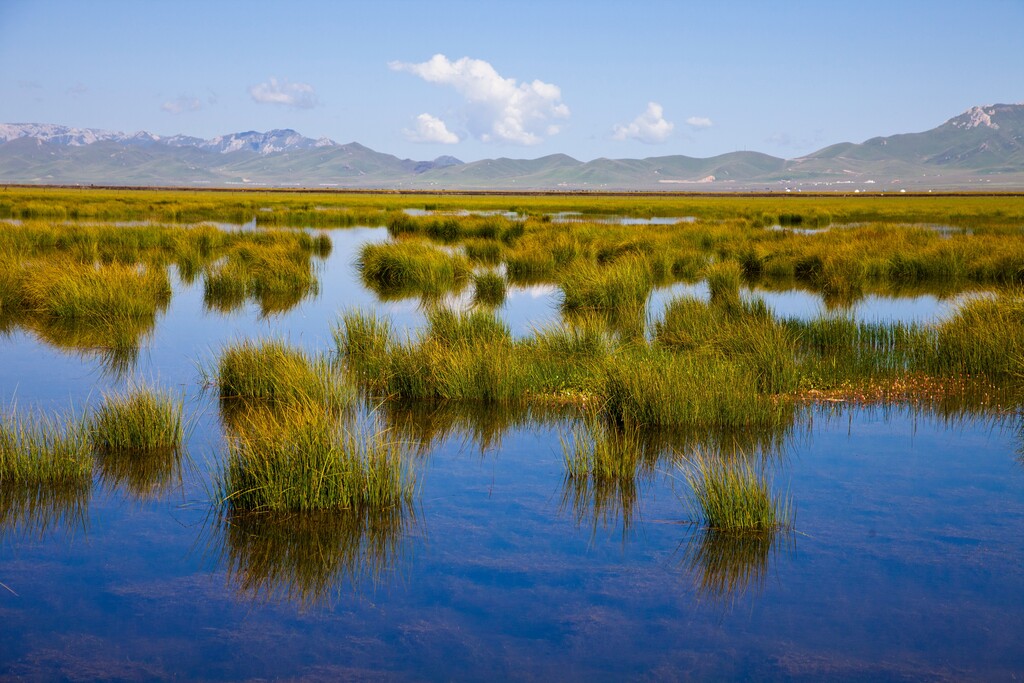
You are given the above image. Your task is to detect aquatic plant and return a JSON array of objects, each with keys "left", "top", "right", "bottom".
[
  {"left": 19, "top": 258, "right": 171, "bottom": 321},
  {"left": 357, "top": 240, "right": 470, "bottom": 298},
  {"left": 472, "top": 271, "right": 507, "bottom": 307},
  {"left": 560, "top": 255, "right": 653, "bottom": 314},
  {"left": 215, "top": 338, "right": 352, "bottom": 411},
  {"left": 218, "top": 407, "right": 415, "bottom": 513},
  {"left": 0, "top": 408, "right": 92, "bottom": 538},
  {"left": 680, "top": 450, "right": 792, "bottom": 531},
  {"left": 89, "top": 385, "right": 184, "bottom": 454}
]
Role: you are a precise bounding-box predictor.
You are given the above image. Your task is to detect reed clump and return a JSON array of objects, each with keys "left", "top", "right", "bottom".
[
  {"left": 928, "top": 292, "right": 1024, "bottom": 378},
  {"left": 18, "top": 258, "right": 171, "bottom": 321},
  {"left": 0, "top": 409, "right": 93, "bottom": 491},
  {"left": 0, "top": 408, "right": 92, "bottom": 537},
  {"left": 560, "top": 255, "right": 653, "bottom": 314},
  {"left": 655, "top": 295, "right": 799, "bottom": 394},
  {"left": 472, "top": 271, "right": 507, "bottom": 307},
  {"left": 681, "top": 450, "right": 792, "bottom": 532},
  {"left": 216, "top": 339, "right": 352, "bottom": 411},
  {"left": 89, "top": 386, "right": 184, "bottom": 454},
  {"left": 357, "top": 240, "right": 470, "bottom": 299},
  {"left": 601, "top": 346, "right": 798, "bottom": 433},
  {"left": 219, "top": 407, "right": 415, "bottom": 514}
]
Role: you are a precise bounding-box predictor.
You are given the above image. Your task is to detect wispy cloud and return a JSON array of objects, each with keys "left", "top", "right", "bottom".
[
  {"left": 404, "top": 113, "right": 459, "bottom": 144},
  {"left": 67, "top": 83, "right": 88, "bottom": 98},
  {"left": 685, "top": 116, "right": 713, "bottom": 129},
  {"left": 161, "top": 96, "right": 202, "bottom": 114},
  {"left": 612, "top": 102, "right": 674, "bottom": 143},
  {"left": 249, "top": 77, "right": 318, "bottom": 109},
  {"left": 389, "top": 54, "right": 569, "bottom": 145}
]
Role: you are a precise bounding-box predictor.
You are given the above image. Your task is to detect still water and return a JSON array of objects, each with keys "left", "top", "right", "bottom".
[{"left": 2, "top": 224, "right": 1022, "bottom": 680}]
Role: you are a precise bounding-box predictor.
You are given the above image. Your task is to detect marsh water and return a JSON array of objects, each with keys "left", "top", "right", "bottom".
[{"left": 2, "top": 222, "right": 1024, "bottom": 680}]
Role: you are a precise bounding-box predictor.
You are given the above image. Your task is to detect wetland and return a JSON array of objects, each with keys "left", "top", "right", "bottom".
[{"left": 1, "top": 187, "right": 1023, "bottom": 680}]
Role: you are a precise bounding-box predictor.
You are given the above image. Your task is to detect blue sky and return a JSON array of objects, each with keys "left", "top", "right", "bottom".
[{"left": 2, "top": 0, "right": 1021, "bottom": 162}]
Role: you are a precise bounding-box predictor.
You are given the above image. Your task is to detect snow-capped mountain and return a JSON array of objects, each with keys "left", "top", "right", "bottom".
[
  {"left": 0, "top": 123, "right": 163, "bottom": 147},
  {"left": 0, "top": 124, "right": 339, "bottom": 155},
  {"left": 2, "top": 105, "right": 1023, "bottom": 189}
]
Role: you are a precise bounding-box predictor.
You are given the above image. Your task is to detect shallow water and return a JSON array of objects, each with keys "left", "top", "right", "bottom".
[{"left": 2, "top": 223, "right": 1023, "bottom": 680}]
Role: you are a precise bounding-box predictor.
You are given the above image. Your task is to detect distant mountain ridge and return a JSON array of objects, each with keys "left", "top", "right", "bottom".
[{"left": 3, "top": 104, "right": 1024, "bottom": 190}]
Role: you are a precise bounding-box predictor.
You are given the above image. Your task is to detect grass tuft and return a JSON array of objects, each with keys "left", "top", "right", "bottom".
[
  {"left": 215, "top": 338, "right": 353, "bottom": 411},
  {"left": 89, "top": 385, "right": 184, "bottom": 454},
  {"left": 218, "top": 407, "right": 415, "bottom": 514},
  {"left": 681, "top": 450, "right": 792, "bottom": 531}
]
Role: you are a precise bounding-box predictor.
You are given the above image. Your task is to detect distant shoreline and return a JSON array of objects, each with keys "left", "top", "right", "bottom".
[{"left": 3, "top": 183, "right": 1023, "bottom": 199}]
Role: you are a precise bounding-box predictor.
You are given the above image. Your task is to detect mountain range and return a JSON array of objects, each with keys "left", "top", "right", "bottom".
[{"left": 2, "top": 104, "right": 1023, "bottom": 191}]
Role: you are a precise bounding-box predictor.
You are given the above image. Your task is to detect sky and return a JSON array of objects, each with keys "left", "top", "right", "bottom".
[{"left": 1, "top": 0, "right": 1022, "bottom": 163}]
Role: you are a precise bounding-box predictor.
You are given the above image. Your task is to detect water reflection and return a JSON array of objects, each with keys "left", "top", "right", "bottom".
[
  {"left": 679, "top": 527, "right": 793, "bottom": 605},
  {"left": 211, "top": 505, "right": 414, "bottom": 610},
  {"left": 0, "top": 485, "right": 89, "bottom": 542},
  {"left": 94, "top": 445, "right": 185, "bottom": 501},
  {"left": 23, "top": 312, "right": 157, "bottom": 379},
  {"left": 558, "top": 419, "right": 653, "bottom": 537},
  {"left": 379, "top": 398, "right": 568, "bottom": 455}
]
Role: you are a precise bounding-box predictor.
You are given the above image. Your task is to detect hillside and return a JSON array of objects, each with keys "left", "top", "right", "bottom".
[{"left": 2, "top": 104, "right": 1023, "bottom": 190}]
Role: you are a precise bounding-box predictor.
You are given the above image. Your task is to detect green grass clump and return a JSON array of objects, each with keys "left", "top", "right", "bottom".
[
  {"left": 928, "top": 292, "right": 1024, "bottom": 378},
  {"left": 0, "top": 408, "right": 92, "bottom": 537},
  {"left": 89, "top": 386, "right": 184, "bottom": 454},
  {"left": 357, "top": 240, "right": 470, "bottom": 298},
  {"left": 19, "top": 258, "right": 171, "bottom": 320},
  {"left": 472, "top": 271, "right": 507, "bottom": 307},
  {"left": 425, "top": 307, "right": 511, "bottom": 345},
  {"left": 681, "top": 451, "right": 792, "bottom": 531},
  {"left": 705, "top": 260, "right": 744, "bottom": 314},
  {"left": 334, "top": 310, "right": 395, "bottom": 389},
  {"left": 602, "top": 346, "right": 797, "bottom": 433},
  {"left": 464, "top": 239, "right": 504, "bottom": 265},
  {"left": 655, "top": 295, "right": 799, "bottom": 394},
  {"left": 203, "top": 240, "right": 321, "bottom": 316},
  {"left": 0, "top": 409, "right": 92, "bottom": 489},
  {"left": 216, "top": 339, "right": 352, "bottom": 411},
  {"left": 560, "top": 255, "right": 653, "bottom": 314},
  {"left": 219, "top": 407, "right": 415, "bottom": 513}
]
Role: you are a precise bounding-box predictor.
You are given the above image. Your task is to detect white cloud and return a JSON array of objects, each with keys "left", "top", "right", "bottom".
[
  {"left": 404, "top": 113, "right": 460, "bottom": 144},
  {"left": 249, "top": 77, "right": 318, "bottom": 109},
  {"left": 161, "top": 96, "right": 202, "bottom": 114},
  {"left": 389, "top": 54, "right": 569, "bottom": 145},
  {"left": 612, "top": 102, "right": 674, "bottom": 143},
  {"left": 686, "top": 116, "right": 713, "bottom": 129}
]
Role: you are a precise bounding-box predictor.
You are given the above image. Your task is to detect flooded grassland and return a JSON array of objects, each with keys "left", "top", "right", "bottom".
[{"left": 1, "top": 188, "right": 1023, "bottom": 680}]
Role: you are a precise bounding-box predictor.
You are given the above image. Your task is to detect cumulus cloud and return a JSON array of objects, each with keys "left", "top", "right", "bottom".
[
  {"left": 404, "top": 113, "right": 460, "bottom": 144},
  {"left": 249, "top": 77, "right": 318, "bottom": 109},
  {"left": 686, "top": 116, "right": 713, "bottom": 129},
  {"left": 389, "top": 54, "right": 569, "bottom": 145},
  {"left": 612, "top": 102, "right": 674, "bottom": 143},
  {"left": 161, "top": 96, "right": 202, "bottom": 114}
]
